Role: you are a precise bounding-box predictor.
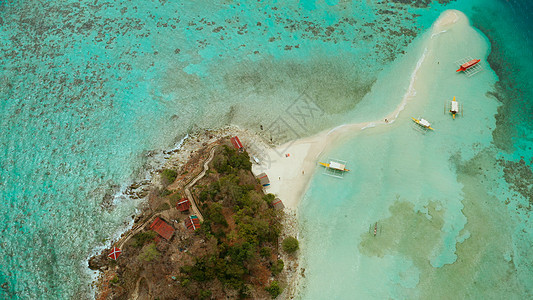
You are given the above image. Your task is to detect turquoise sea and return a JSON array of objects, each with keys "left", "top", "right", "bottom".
[{"left": 0, "top": 0, "right": 531, "bottom": 299}]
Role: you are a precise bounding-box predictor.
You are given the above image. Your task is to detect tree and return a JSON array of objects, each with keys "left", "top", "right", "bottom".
[
  {"left": 265, "top": 281, "right": 282, "bottom": 298},
  {"left": 282, "top": 237, "right": 299, "bottom": 254},
  {"left": 270, "top": 259, "right": 284, "bottom": 276},
  {"left": 161, "top": 169, "right": 178, "bottom": 184},
  {"left": 138, "top": 243, "right": 160, "bottom": 262}
]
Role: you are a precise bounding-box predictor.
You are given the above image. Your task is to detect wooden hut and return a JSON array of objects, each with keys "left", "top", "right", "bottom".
[
  {"left": 150, "top": 217, "right": 175, "bottom": 240},
  {"left": 185, "top": 215, "right": 201, "bottom": 231},
  {"left": 272, "top": 198, "right": 284, "bottom": 211},
  {"left": 176, "top": 198, "right": 191, "bottom": 212},
  {"left": 256, "top": 172, "right": 270, "bottom": 187},
  {"left": 230, "top": 136, "right": 244, "bottom": 151}
]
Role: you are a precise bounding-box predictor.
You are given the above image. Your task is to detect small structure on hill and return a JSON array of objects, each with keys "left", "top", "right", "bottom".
[
  {"left": 108, "top": 247, "right": 122, "bottom": 260},
  {"left": 272, "top": 198, "right": 284, "bottom": 211},
  {"left": 176, "top": 198, "right": 191, "bottom": 212},
  {"left": 256, "top": 172, "right": 270, "bottom": 187},
  {"left": 185, "top": 215, "right": 201, "bottom": 231},
  {"left": 230, "top": 136, "right": 244, "bottom": 152},
  {"left": 150, "top": 217, "right": 175, "bottom": 240}
]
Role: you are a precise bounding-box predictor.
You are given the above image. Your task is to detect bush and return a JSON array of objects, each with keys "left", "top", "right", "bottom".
[
  {"left": 199, "top": 290, "right": 212, "bottom": 300},
  {"left": 265, "top": 281, "right": 282, "bottom": 298},
  {"left": 263, "top": 193, "right": 276, "bottom": 204},
  {"left": 260, "top": 247, "right": 271, "bottom": 258},
  {"left": 169, "top": 193, "right": 181, "bottom": 207},
  {"left": 282, "top": 237, "right": 299, "bottom": 254},
  {"left": 161, "top": 169, "right": 178, "bottom": 184},
  {"left": 139, "top": 243, "right": 160, "bottom": 262},
  {"left": 156, "top": 202, "right": 170, "bottom": 212},
  {"left": 133, "top": 231, "right": 157, "bottom": 248},
  {"left": 159, "top": 188, "right": 172, "bottom": 197},
  {"left": 271, "top": 259, "right": 284, "bottom": 276}
]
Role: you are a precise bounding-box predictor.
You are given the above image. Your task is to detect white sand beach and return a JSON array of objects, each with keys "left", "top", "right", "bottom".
[{"left": 249, "top": 10, "right": 465, "bottom": 211}]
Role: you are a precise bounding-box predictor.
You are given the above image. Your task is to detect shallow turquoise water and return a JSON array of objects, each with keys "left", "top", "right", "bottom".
[
  {"left": 0, "top": 1, "right": 446, "bottom": 298},
  {"left": 298, "top": 0, "right": 533, "bottom": 299},
  {"left": 0, "top": 0, "right": 531, "bottom": 298}
]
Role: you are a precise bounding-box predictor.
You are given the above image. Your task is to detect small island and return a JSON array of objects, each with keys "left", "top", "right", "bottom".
[{"left": 90, "top": 135, "right": 298, "bottom": 299}]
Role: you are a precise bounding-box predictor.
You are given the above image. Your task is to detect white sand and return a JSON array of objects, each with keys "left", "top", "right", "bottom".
[{"left": 251, "top": 10, "right": 463, "bottom": 211}]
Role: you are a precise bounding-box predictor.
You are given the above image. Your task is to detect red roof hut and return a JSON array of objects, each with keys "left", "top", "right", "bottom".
[
  {"left": 150, "top": 217, "right": 175, "bottom": 240},
  {"left": 230, "top": 136, "right": 244, "bottom": 151},
  {"left": 176, "top": 198, "right": 191, "bottom": 212},
  {"left": 108, "top": 247, "right": 122, "bottom": 260},
  {"left": 185, "top": 215, "right": 201, "bottom": 231}
]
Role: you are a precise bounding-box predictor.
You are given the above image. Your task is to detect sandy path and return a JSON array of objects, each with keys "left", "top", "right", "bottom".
[{"left": 183, "top": 146, "right": 217, "bottom": 222}]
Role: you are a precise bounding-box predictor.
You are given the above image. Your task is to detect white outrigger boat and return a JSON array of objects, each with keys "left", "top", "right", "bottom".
[
  {"left": 446, "top": 96, "right": 463, "bottom": 119},
  {"left": 319, "top": 161, "right": 350, "bottom": 172},
  {"left": 411, "top": 117, "right": 434, "bottom": 130}
]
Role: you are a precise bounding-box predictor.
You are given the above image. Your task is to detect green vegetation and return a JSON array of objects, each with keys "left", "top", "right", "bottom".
[
  {"left": 213, "top": 145, "right": 252, "bottom": 174},
  {"left": 169, "top": 192, "right": 182, "bottom": 207},
  {"left": 199, "top": 290, "right": 212, "bottom": 300},
  {"left": 282, "top": 236, "right": 299, "bottom": 254},
  {"left": 139, "top": 243, "right": 160, "bottom": 262},
  {"left": 132, "top": 230, "right": 157, "bottom": 248},
  {"left": 109, "top": 275, "right": 119, "bottom": 285},
  {"left": 179, "top": 145, "right": 283, "bottom": 297},
  {"left": 260, "top": 246, "right": 272, "bottom": 258},
  {"left": 161, "top": 168, "right": 178, "bottom": 184},
  {"left": 265, "top": 281, "right": 282, "bottom": 298},
  {"left": 155, "top": 202, "right": 170, "bottom": 213},
  {"left": 270, "top": 259, "right": 284, "bottom": 276},
  {"left": 159, "top": 188, "right": 172, "bottom": 197}
]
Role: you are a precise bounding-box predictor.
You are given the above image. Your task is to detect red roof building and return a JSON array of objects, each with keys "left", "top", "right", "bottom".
[
  {"left": 185, "top": 215, "right": 201, "bottom": 231},
  {"left": 108, "top": 247, "right": 122, "bottom": 260},
  {"left": 176, "top": 198, "right": 191, "bottom": 212},
  {"left": 150, "top": 217, "right": 175, "bottom": 240},
  {"left": 230, "top": 136, "right": 244, "bottom": 151}
]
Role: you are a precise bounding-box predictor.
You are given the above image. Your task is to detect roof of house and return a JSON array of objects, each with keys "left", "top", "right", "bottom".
[
  {"left": 230, "top": 136, "right": 244, "bottom": 149},
  {"left": 272, "top": 198, "right": 284, "bottom": 210},
  {"left": 176, "top": 198, "right": 191, "bottom": 212},
  {"left": 150, "top": 217, "right": 175, "bottom": 240},
  {"left": 185, "top": 215, "right": 201, "bottom": 231}
]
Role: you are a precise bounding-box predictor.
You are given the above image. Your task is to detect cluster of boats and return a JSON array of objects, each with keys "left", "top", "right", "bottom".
[
  {"left": 412, "top": 59, "right": 479, "bottom": 131},
  {"left": 319, "top": 59, "right": 480, "bottom": 172}
]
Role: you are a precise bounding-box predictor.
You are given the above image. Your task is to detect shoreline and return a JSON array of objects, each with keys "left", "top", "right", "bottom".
[
  {"left": 90, "top": 9, "right": 463, "bottom": 298},
  {"left": 251, "top": 10, "right": 461, "bottom": 213}
]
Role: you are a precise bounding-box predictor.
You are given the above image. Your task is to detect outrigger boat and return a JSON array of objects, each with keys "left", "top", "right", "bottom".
[
  {"left": 456, "top": 59, "right": 480, "bottom": 72},
  {"left": 412, "top": 117, "right": 434, "bottom": 130},
  {"left": 449, "top": 96, "right": 460, "bottom": 119},
  {"left": 319, "top": 161, "right": 350, "bottom": 172}
]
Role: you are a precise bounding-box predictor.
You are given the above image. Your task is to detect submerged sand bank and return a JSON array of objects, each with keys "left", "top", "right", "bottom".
[{"left": 249, "top": 10, "right": 465, "bottom": 212}]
